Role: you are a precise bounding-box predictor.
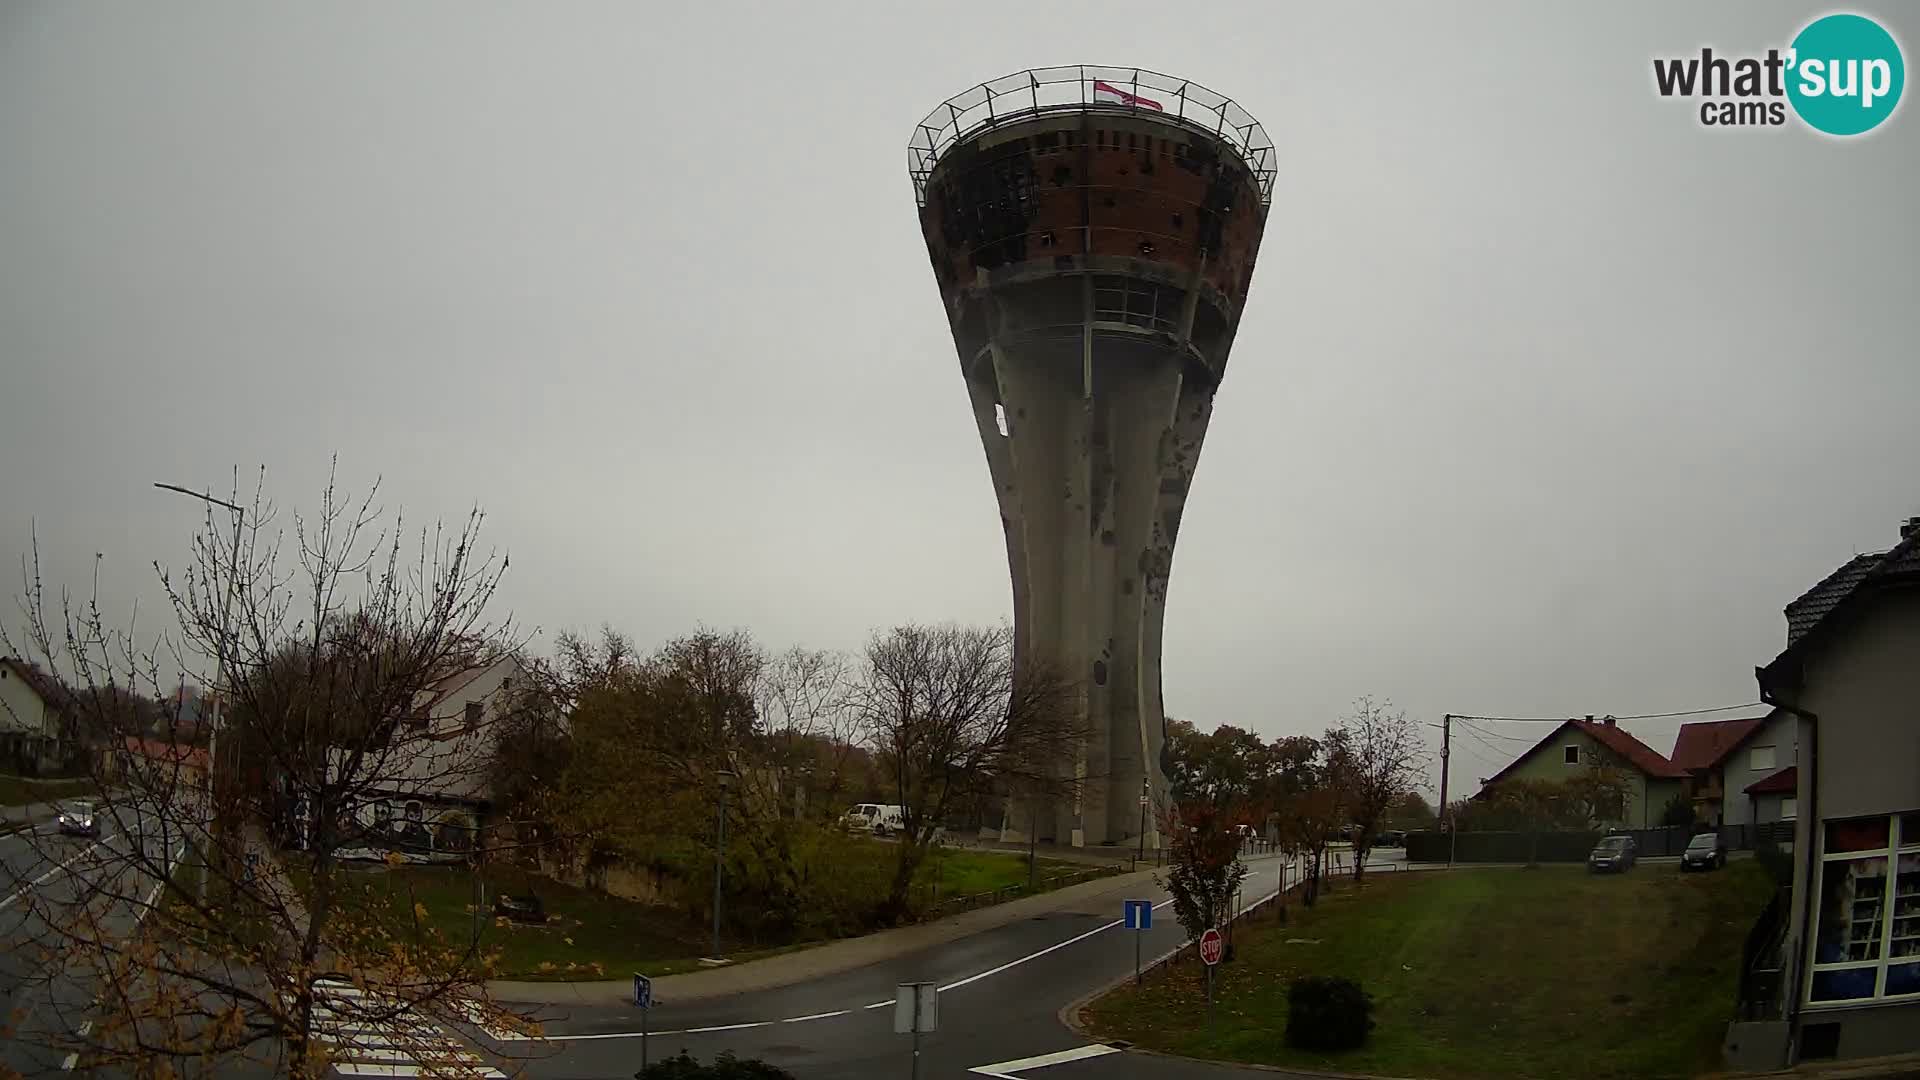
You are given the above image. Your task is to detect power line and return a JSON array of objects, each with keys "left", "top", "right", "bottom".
[
  {"left": 1448, "top": 701, "right": 1763, "bottom": 724},
  {"left": 1453, "top": 722, "right": 1523, "bottom": 758},
  {"left": 1453, "top": 719, "right": 1537, "bottom": 745}
]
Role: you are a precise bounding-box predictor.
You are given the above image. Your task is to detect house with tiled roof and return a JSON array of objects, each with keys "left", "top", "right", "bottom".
[
  {"left": 1729, "top": 514, "right": 1920, "bottom": 1068},
  {"left": 1670, "top": 711, "right": 1797, "bottom": 829},
  {"left": 320, "top": 654, "right": 530, "bottom": 858},
  {"left": 1474, "top": 716, "right": 1689, "bottom": 829},
  {"left": 0, "top": 657, "right": 71, "bottom": 774}
]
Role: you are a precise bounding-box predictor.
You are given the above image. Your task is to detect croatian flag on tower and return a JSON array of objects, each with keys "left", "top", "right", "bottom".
[{"left": 1092, "top": 79, "right": 1163, "bottom": 111}]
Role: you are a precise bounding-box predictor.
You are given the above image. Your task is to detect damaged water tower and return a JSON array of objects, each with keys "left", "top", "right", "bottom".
[{"left": 907, "top": 67, "right": 1273, "bottom": 847}]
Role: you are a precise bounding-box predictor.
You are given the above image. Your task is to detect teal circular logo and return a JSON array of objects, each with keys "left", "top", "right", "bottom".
[{"left": 1787, "top": 13, "right": 1905, "bottom": 136}]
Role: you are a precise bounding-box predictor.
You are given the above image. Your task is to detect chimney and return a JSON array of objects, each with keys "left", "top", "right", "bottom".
[{"left": 1902, "top": 516, "right": 1920, "bottom": 541}]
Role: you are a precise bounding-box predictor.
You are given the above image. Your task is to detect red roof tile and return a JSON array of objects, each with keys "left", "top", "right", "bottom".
[
  {"left": 1571, "top": 720, "right": 1689, "bottom": 779},
  {"left": 1478, "top": 718, "right": 1687, "bottom": 790},
  {"left": 1745, "top": 765, "right": 1797, "bottom": 795},
  {"left": 122, "top": 736, "right": 209, "bottom": 771},
  {"left": 1669, "top": 717, "right": 1767, "bottom": 772}
]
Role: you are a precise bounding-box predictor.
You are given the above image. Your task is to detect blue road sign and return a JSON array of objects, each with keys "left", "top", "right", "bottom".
[
  {"left": 1123, "top": 899, "right": 1153, "bottom": 930},
  {"left": 633, "top": 973, "right": 653, "bottom": 1009}
]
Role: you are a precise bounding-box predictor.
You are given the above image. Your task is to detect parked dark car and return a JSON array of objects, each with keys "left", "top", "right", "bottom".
[
  {"left": 1680, "top": 832, "right": 1728, "bottom": 871},
  {"left": 1373, "top": 830, "right": 1406, "bottom": 848},
  {"left": 1587, "top": 835, "right": 1637, "bottom": 873}
]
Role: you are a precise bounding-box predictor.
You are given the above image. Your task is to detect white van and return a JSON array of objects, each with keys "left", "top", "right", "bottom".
[{"left": 843, "top": 803, "right": 906, "bottom": 837}]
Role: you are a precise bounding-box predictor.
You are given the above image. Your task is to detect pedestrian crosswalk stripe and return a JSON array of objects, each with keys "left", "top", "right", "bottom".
[{"left": 305, "top": 980, "right": 505, "bottom": 1079}]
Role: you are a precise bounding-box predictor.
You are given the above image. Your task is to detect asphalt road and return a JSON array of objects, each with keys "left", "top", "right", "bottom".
[
  {"left": 0, "top": 794, "right": 187, "bottom": 1078},
  {"left": 0, "top": 826, "right": 1409, "bottom": 1079},
  {"left": 475, "top": 851, "right": 1368, "bottom": 1080}
]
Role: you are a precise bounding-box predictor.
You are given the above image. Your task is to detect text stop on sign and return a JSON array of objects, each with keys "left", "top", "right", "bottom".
[{"left": 1198, "top": 927, "right": 1224, "bottom": 966}]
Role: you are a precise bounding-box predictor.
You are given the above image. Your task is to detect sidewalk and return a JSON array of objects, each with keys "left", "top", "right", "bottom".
[{"left": 487, "top": 861, "right": 1178, "bottom": 1007}]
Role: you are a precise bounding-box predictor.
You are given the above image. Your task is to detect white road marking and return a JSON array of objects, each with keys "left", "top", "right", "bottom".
[
  {"left": 136, "top": 844, "right": 188, "bottom": 919},
  {"left": 533, "top": 869, "right": 1271, "bottom": 1044},
  {"left": 969, "top": 1043, "right": 1123, "bottom": 1078},
  {"left": 58, "top": 1017, "right": 96, "bottom": 1071},
  {"left": 0, "top": 834, "right": 113, "bottom": 911},
  {"left": 307, "top": 979, "right": 505, "bottom": 1078}
]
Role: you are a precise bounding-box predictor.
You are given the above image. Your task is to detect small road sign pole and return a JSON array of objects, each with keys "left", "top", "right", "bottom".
[
  {"left": 633, "top": 972, "right": 654, "bottom": 1074},
  {"left": 1123, "top": 899, "right": 1152, "bottom": 984},
  {"left": 895, "top": 982, "right": 937, "bottom": 1080},
  {"left": 1198, "top": 926, "right": 1224, "bottom": 1029}
]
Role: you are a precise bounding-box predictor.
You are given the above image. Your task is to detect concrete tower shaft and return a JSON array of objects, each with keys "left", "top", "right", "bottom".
[{"left": 909, "top": 67, "right": 1271, "bottom": 847}]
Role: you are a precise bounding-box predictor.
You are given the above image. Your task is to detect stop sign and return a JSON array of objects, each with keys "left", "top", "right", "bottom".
[{"left": 1198, "top": 927, "right": 1224, "bottom": 966}]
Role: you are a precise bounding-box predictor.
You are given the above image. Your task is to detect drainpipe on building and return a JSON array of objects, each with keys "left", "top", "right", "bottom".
[{"left": 1761, "top": 691, "right": 1819, "bottom": 1044}]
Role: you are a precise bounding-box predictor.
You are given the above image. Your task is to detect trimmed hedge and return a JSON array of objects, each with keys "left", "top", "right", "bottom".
[
  {"left": 638, "top": 1053, "right": 796, "bottom": 1080},
  {"left": 1405, "top": 829, "right": 1602, "bottom": 863},
  {"left": 1286, "top": 975, "right": 1375, "bottom": 1051}
]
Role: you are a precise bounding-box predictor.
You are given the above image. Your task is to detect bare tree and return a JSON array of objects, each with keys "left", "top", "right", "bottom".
[
  {"left": 851, "top": 624, "right": 1083, "bottom": 923},
  {"left": 1, "top": 466, "right": 537, "bottom": 1078},
  {"left": 1327, "top": 696, "right": 1424, "bottom": 882}
]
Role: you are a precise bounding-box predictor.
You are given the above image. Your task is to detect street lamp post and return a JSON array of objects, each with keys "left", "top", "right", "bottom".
[
  {"left": 711, "top": 769, "right": 735, "bottom": 960},
  {"left": 154, "top": 482, "right": 243, "bottom": 899}
]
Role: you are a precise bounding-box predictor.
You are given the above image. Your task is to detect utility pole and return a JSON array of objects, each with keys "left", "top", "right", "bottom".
[
  {"left": 1439, "top": 713, "right": 1454, "bottom": 867},
  {"left": 711, "top": 769, "right": 734, "bottom": 960},
  {"left": 154, "top": 482, "right": 243, "bottom": 901}
]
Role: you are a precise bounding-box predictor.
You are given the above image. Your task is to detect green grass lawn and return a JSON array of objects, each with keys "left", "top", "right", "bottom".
[
  {"left": 315, "top": 844, "right": 1085, "bottom": 981},
  {"left": 323, "top": 864, "right": 720, "bottom": 980},
  {"left": 1084, "top": 861, "right": 1775, "bottom": 1080},
  {"left": 0, "top": 774, "right": 96, "bottom": 807},
  {"left": 921, "top": 846, "right": 1085, "bottom": 902}
]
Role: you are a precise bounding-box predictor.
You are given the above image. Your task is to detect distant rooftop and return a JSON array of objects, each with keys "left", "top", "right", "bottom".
[{"left": 908, "top": 65, "right": 1275, "bottom": 207}]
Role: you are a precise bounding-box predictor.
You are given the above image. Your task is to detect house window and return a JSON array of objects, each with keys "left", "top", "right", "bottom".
[
  {"left": 464, "top": 701, "right": 482, "bottom": 732},
  {"left": 1751, "top": 745, "right": 1777, "bottom": 771},
  {"left": 1563, "top": 745, "right": 1580, "bottom": 765},
  {"left": 1806, "top": 812, "right": 1920, "bottom": 1004},
  {"left": 1783, "top": 797, "right": 1798, "bottom": 820}
]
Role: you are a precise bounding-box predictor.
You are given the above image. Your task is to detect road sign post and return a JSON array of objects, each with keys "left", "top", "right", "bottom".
[
  {"left": 1123, "top": 899, "right": 1153, "bottom": 984},
  {"left": 1199, "top": 927, "right": 1224, "bottom": 1029},
  {"left": 895, "top": 981, "right": 938, "bottom": 1080},
  {"left": 633, "top": 973, "right": 653, "bottom": 1073}
]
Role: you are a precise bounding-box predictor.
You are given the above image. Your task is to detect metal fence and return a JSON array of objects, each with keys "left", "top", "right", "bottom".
[
  {"left": 1736, "top": 885, "right": 1791, "bottom": 1021},
  {"left": 921, "top": 861, "right": 1126, "bottom": 920},
  {"left": 907, "top": 65, "right": 1276, "bottom": 207},
  {"left": 1612, "top": 820, "right": 1795, "bottom": 857}
]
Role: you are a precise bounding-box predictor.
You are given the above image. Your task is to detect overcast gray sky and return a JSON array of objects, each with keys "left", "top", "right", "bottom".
[{"left": 4, "top": 1, "right": 1915, "bottom": 796}]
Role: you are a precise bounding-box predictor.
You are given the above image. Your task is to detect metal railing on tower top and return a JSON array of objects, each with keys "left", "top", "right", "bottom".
[{"left": 907, "top": 65, "right": 1276, "bottom": 207}]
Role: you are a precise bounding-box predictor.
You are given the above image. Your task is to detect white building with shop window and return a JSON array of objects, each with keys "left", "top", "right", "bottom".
[{"left": 1745, "top": 516, "right": 1920, "bottom": 1065}]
